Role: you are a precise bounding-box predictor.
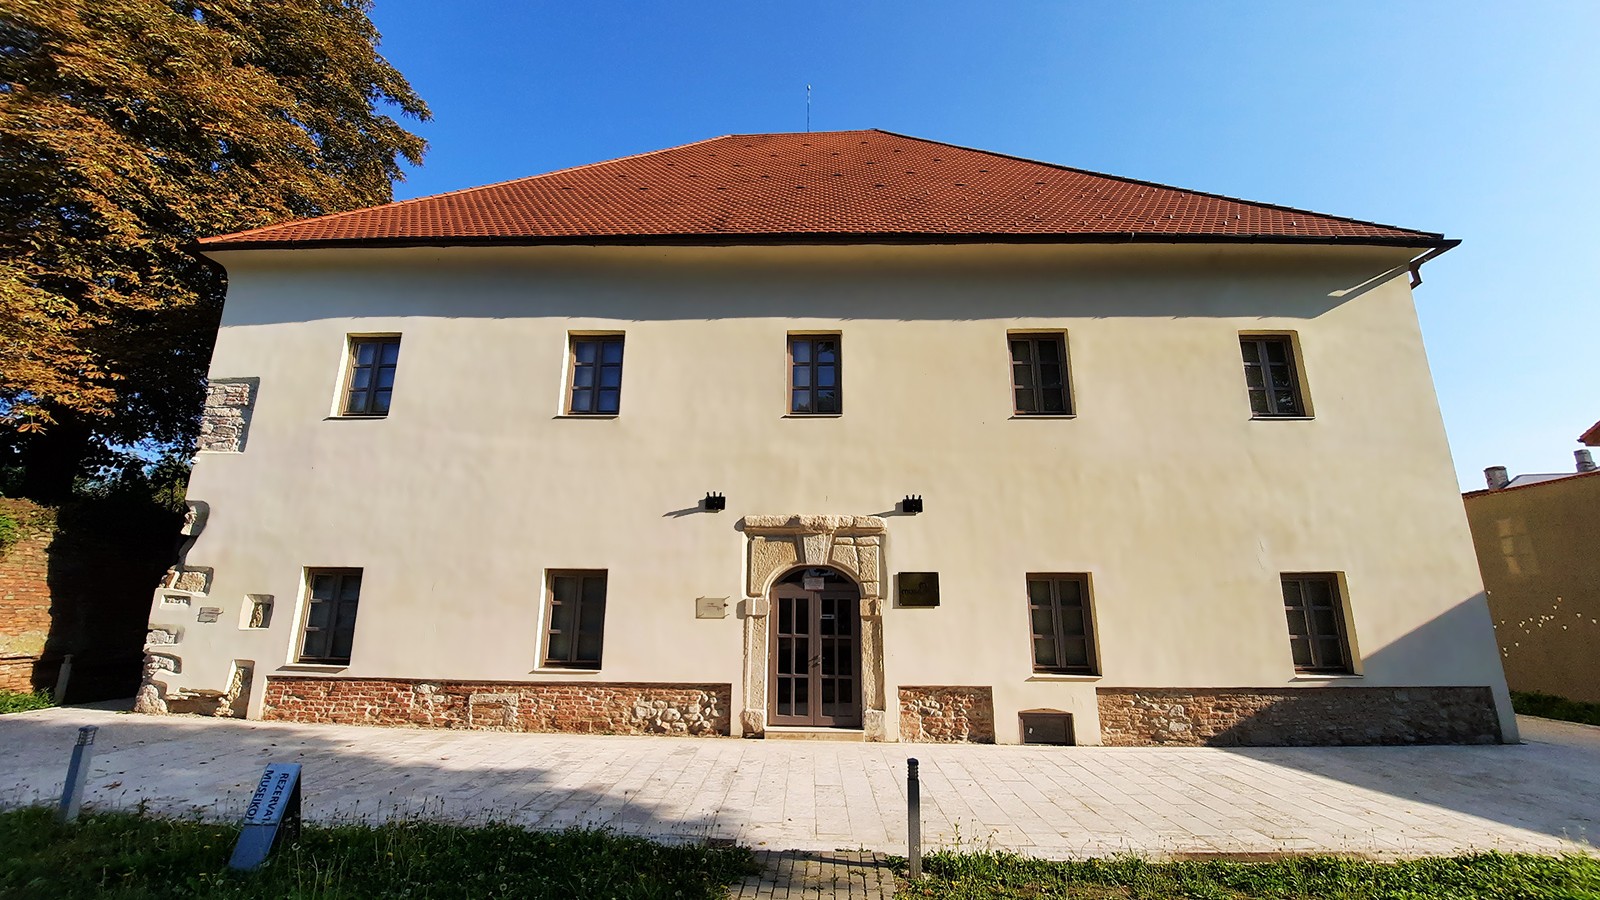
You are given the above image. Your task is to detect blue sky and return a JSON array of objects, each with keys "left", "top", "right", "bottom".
[{"left": 371, "top": 1, "right": 1599, "bottom": 489}]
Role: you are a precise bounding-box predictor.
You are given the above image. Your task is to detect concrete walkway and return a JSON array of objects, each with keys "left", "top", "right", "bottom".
[{"left": 2, "top": 707, "right": 1595, "bottom": 860}]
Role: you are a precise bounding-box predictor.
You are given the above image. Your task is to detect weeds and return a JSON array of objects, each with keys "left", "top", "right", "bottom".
[
  {"left": 896, "top": 849, "right": 1600, "bottom": 898},
  {"left": 0, "top": 806, "right": 757, "bottom": 899},
  {"left": 0, "top": 690, "right": 53, "bottom": 715}
]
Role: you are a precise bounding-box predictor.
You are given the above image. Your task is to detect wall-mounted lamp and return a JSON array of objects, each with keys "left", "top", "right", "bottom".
[
  {"left": 901, "top": 495, "right": 923, "bottom": 514},
  {"left": 703, "top": 492, "right": 727, "bottom": 512}
]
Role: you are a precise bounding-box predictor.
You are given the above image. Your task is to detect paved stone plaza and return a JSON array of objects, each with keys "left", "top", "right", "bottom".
[{"left": 2, "top": 707, "right": 1595, "bottom": 860}]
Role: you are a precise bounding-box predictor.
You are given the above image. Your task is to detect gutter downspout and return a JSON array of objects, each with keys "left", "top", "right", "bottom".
[{"left": 1408, "top": 240, "right": 1460, "bottom": 288}]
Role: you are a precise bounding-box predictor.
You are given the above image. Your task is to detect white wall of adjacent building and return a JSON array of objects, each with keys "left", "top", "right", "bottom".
[{"left": 156, "top": 241, "right": 1516, "bottom": 743}]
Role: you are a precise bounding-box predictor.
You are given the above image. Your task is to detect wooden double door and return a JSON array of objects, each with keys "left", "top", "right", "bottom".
[{"left": 769, "top": 569, "right": 861, "bottom": 728}]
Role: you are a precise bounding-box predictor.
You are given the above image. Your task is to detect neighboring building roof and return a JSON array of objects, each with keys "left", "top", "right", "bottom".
[
  {"left": 1580, "top": 420, "right": 1600, "bottom": 446},
  {"left": 1506, "top": 473, "right": 1580, "bottom": 489},
  {"left": 199, "top": 130, "right": 1453, "bottom": 251},
  {"left": 1464, "top": 467, "right": 1600, "bottom": 499}
]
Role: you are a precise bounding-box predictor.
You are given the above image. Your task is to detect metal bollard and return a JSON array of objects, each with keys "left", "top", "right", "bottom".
[
  {"left": 58, "top": 725, "right": 97, "bottom": 823},
  {"left": 907, "top": 757, "right": 922, "bottom": 879}
]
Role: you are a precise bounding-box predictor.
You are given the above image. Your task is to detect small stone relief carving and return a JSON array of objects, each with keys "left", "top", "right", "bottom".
[{"left": 244, "top": 594, "right": 274, "bottom": 629}]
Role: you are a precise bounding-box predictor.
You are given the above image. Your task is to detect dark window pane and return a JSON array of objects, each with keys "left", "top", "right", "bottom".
[
  {"left": 575, "top": 341, "right": 597, "bottom": 364},
  {"left": 351, "top": 368, "right": 372, "bottom": 390},
  {"left": 599, "top": 366, "right": 621, "bottom": 388},
  {"left": 1015, "top": 390, "right": 1037, "bottom": 412},
  {"left": 1027, "top": 580, "right": 1052, "bottom": 603},
  {"left": 791, "top": 339, "right": 810, "bottom": 363},
  {"left": 1033, "top": 638, "right": 1059, "bottom": 668},
  {"left": 1062, "top": 638, "right": 1089, "bottom": 668},
  {"left": 1039, "top": 364, "right": 1063, "bottom": 390},
  {"left": 1289, "top": 636, "right": 1313, "bottom": 667},
  {"left": 574, "top": 367, "right": 595, "bottom": 388},
  {"left": 376, "top": 367, "right": 396, "bottom": 389},
  {"left": 791, "top": 390, "right": 811, "bottom": 413},
  {"left": 571, "top": 389, "right": 592, "bottom": 411},
  {"left": 601, "top": 340, "right": 623, "bottom": 364},
  {"left": 1265, "top": 341, "right": 1287, "bottom": 363},
  {"left": 1031, "top": 607, "right": 1056, "bottom": 636},
  {"left": 1284, "top": 607, "right": 1310, "bottom": 639},
  {"left": 1244, "top": 366, "right": 1265, "bottom": 389},
  {"left": 1010, "top": 340, "right": 1032, "bottom": 363},
  {"left": 373, "top": 390, "right": 391, "bottom": 414},
  {"left": 346, "top": 390, "right": 368, "bottom": 413},
  {"left": 1249, "top": 390, "right": 1271, "bottom": 416},
  {"left": 1241, "top": 341, "right": 1258, "bottom": 364},
  {"left": 793, "top": 367, "right": 810, "bottom": 387},
  {"left": 1274, "top": 391, "right": 1300, "bottom": 414},
  {"left": 816, "top": 366, "right": 836, "bottom": 387},
  {"left": 1042, "top": 390, "right": 1067, "bottom": 413},
  {"left": 1013, "top": 364, "right": 1035, "bottom": 390},
  {"left": 311, "top": 575, "right": 336, "bottom": 600},
  {"left": 815, "top": 341, "right": 837, "bottom": 363},
  {"left": 1037, "top": 340, "right": 1059, "bottom": 363},
  {"left": 356, "top": 342, "right": 376, "bottom": 365},
  {"left": 339, "top": 574, "right": 362, "bottom": 601},
  {"left": 597, "top": 390, "right": 619, "bottom": 413},
  {"left": 815, "top": 390, "right": 839, "bottom": 412}
]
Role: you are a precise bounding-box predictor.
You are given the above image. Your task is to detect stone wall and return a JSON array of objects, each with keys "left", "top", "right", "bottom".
[
  {"left": 898, "top": 685, "right": 996, "bottom": 743},
  {"left": 0, "top": 499, "right": 56, "bottom": 693},
  {"left": 262, "top": 677, "right": 733, "bottom": 736},
  {"left": 196, "top": 378, "right": 257, "bottom": 452},
  {"left": 1096, "top": 687, "right": 1502, "bottom": 746}
]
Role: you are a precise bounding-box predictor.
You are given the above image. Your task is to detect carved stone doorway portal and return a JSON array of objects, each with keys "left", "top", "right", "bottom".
[{"left": 741, "top": 515, "right": 886, "bottom": 740}]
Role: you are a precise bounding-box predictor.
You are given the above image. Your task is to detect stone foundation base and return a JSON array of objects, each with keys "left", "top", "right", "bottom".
[
  {"left": 1096, "top": 686, "right": 1502, "bottom": 746},
  {"left": 262, "top": 677, "right": 732, "bottom": 736},
  {"left": 898, "top": 685, "right": 996, "bottom": 743}
]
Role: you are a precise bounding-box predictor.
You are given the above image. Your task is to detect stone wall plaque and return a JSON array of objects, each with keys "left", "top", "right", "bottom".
[
  {"left": 695, "top": 597, "right": 729, "bottom": 619},
  {"left": 197, "top": 607, "right": 222, "bottom": 623},
  {"left": 897, "top": 572, "right": 941, "bottom": 607}
]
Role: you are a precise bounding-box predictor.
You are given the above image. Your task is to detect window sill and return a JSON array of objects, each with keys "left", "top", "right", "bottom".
[
  {"left": 553, "top": 414, "right": 619, "bottom": 420},
  {"left": 782, "top": 413, "right": 843, "bottom": 419},
  {"left": 1010, "top": 414, "right": 1077, "bottom": 420},
  {"left": 1027, "top": 672, "right": 1101, "bottom": 682},
  {"left": 1290, "top": 672, "right": 1361, "bottom": 681},
  {"left": 1250, "top": 415, "right": 1315, "bottom": 421},
  {"left": 532, "top": 666, "right": 603, "bottom": 674},
  {"left": 278, "top": 663, "right": 349, "bottom": 673},
  {"left": 324, "top": 414, "right": 389, "bottom": 421}
]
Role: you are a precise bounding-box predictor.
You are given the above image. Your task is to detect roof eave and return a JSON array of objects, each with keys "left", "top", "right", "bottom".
[{"left": 194, "top": 232, "right": 1457, "bottom": 254}]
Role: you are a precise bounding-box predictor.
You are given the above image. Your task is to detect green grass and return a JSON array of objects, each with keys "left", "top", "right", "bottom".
[
  {"left": 1513, "top": 691, "right": 1600, "bottom": 727},
  {"left": 0, "top": 807, "right": 758, "bottom": 899},
  {"left": 0, "top": 689, "right": 53, "bottom": 714},
  {"left": 897, "top": 850, "right": 1600, "bottom": 899},
  {"left": 0, "top": 511, "right": 18, "bottom": 553}
]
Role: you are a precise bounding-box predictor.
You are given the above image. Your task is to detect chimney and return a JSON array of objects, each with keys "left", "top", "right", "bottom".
[
  {"left": 1484, "top": 466, "right": 1510, "bottom": 490},
  {"left": 1577, "top": 450, "right": 1597, "bottom": 473}
]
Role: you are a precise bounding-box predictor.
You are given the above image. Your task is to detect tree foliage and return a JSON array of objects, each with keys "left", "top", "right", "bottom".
[{"left": 0, "top": 0, "right": 426, "bottom": 475}]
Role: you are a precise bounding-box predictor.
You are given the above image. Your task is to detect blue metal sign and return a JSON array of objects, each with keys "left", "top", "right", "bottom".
[{"left": 229, "top": 763, "right": 302, "bottom": 870}]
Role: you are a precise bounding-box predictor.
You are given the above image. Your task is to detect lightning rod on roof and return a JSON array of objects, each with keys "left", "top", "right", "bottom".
[{"left": 806, "top": 84, "right": 811, "bottom": 132}]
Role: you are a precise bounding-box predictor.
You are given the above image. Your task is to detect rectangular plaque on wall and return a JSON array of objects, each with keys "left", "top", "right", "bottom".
[
  {"left": 695, "top": 597, "right": 729, "bottom": 619},
  {"left": 896, "top": 572, "right": 940, "bottom": 607}
]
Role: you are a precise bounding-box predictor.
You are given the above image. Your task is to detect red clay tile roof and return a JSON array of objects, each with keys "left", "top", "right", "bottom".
[
  {"left": 200, "top": 130, "right": 1449, "bottom": 250},
  {"left": 1581, "top": 420, "right": 1600, "bottom": 446}
]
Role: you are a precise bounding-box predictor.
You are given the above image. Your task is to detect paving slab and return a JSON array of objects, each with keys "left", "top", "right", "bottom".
[{"left": 1, "top": 707, "right": 1595, "bottom": 861}]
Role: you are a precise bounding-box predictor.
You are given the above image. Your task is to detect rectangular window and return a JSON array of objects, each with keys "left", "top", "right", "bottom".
[
  {"left": 568, "top": 336, "right": 624, "bottom": 415},
  {"left": 1240, "top": 335, "right": 1306, "bottom": 417},
  {"left": 1009, "top": 333, "right": 1072, "bottom": 415},
  {"left": 342, "top": 336, "right": 401, "bottom": 416},
  {"left": 298, "top": 569, "right": 361, "bottom": 664},
  {"left": 1281, "top": 573, "right": 1352, "bottom": 673},
  {"left": 789, "top": 335, "right": 842, "bottom": 415},
  {"left": 544, "top": 570, "right": 607, "bottom": 668},
  {"left": 1026, "top": 574, "right": 1097, "bottom": 674}
]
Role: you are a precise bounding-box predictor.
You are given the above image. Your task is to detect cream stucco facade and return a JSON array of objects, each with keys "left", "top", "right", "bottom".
[{"left": 141, "top": 241, "right": 1516, "bottom": 744}]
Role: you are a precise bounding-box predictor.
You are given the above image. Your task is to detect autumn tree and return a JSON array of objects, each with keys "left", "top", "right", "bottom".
[{"left": 0, "top": 0, "right": 427, "bottom": 500}]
